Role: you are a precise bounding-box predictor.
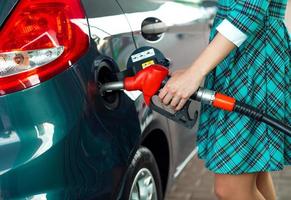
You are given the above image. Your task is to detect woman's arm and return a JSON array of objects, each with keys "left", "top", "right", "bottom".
[
  {"left": 159, "top": 0, "right": 271, "bottom": 111},
  {"left": 158, "top": 32, "right": 236, "bottom": 111},
  {"left": 190, "top": 32, "right": 237, "bottom": 77}
]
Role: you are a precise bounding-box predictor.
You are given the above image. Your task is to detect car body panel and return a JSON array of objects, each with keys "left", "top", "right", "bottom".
[
  {"left": 0, "top": 0, "right": 18, "bottom": 27},
  {"left": 0, "top": 42, "right": 145, "bottom": 199}
]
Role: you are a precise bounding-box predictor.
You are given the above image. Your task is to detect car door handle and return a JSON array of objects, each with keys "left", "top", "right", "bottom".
[
  {"left": 142, "top": 18, "right": 208, "bottom": 35},
  {"left": 141, "top": 21, "right": 168, "bottom": 35},
  {"left": 141, "top": 17, "right": 167, "bottom": 41}
]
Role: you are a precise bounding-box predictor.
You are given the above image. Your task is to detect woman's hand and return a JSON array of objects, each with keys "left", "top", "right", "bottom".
[
  {"left": 158, "top": 66, "right": 205, "bottom": 111},
  {"left": 158, "top": 32, "right": 237, "bottom": 111}
]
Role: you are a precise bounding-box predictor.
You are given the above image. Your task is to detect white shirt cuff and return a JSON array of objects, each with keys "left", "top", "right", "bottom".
[{"left": 216, "top": 19, "right": 248, "bottom": 47}]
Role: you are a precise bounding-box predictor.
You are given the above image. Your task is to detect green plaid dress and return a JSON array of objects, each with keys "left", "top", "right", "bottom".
[{"left": 197, "top": 0, "right": 291, "bottom": 174}]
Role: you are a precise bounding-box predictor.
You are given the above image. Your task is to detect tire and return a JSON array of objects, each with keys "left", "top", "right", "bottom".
[{"left": 122, "top": 147, "right": 163, "bottom": 200}]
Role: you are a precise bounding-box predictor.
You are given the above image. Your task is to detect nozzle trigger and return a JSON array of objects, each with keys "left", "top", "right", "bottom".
[{"left": 149, "top": 98, "right": 198, "bottom": 129}]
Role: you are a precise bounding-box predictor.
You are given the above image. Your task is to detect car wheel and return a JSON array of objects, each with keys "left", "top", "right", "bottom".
[{"left": 122, "top": 147, "right": 163, "bottom": 200}]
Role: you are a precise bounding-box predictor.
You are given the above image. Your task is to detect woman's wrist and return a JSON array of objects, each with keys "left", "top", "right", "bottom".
[
  {"left": 188, "top": 62, "right": 208, "bottom": 79},
  {"left": 188, "top": 49, "right": 216, "bottom": 78}
]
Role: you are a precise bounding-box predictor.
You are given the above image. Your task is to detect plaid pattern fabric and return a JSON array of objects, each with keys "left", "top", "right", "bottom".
[{"left": 197, "top": 0, "right": 291, "bottom": 174}]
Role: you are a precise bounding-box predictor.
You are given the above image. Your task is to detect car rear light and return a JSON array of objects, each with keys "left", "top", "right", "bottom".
[{"left": 0, "top": 0, "right": 89, "bottom": 95}]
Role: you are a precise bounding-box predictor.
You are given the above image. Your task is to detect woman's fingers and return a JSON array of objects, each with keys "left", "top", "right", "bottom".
[
  {"left": 162, "top": 92, "right": 173, "bottom": 105},
  {"left": 158, "top": 87, "right": 168, "bottom": 100},
  {"left": 175, "top": 98, "right": 188, "bottom": 111},
  {"left": 159, "top": 88, "right": 188, "bottom": 110},
  {"left": 158, "top": 67, "right": 203, "bottom": 111},
  {"left": 170, "top": 96, "right": 181, "bottom": 107},
  {"left": 159, "top": 80, "right": 176, "bottom": 103}
]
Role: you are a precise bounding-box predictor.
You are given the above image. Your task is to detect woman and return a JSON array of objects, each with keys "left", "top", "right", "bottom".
[{"left": 159, "top": 0, "right": 290, "bottom": 199}]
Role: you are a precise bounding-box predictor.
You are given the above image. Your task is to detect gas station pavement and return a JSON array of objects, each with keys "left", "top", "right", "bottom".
[{"left": 165, "top": 156, "right": 291, "bottom": 200}]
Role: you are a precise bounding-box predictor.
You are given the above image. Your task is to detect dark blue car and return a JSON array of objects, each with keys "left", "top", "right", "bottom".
[{"left": 0, "top": 0, "right": 216, "bottom": 199}]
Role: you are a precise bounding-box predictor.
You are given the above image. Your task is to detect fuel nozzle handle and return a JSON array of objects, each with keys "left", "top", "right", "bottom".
[
  {"left": 100, "top": 64, "right": 236, "bottom": 112},
  {"left": 161, "top": 76, "right": 236, "bottom": 112},
  {"left": 100, "top": 64, "right": 237, "bottom": 112}
]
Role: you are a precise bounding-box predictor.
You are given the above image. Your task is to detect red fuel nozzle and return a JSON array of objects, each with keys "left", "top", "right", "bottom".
[{"left": 124, "top": 64, "right": 169, "bottom": 105}]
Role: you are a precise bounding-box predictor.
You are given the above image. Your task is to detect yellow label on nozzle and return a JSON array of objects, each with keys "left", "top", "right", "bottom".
[{"left": 142, "top": 60, "right": 155, "bottom": 68}]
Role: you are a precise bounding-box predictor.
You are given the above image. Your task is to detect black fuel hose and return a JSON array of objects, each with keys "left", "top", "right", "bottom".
[{"left": 234, "top": 101, "right": 291, "bottom": 137}]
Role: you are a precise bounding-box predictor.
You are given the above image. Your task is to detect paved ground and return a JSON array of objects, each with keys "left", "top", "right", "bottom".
[
  {"left": 165, "top": 156, "right": 215, "bottom": 200},
  {"left": 165, "top": 156, "right": 291, "bottom": 200}
]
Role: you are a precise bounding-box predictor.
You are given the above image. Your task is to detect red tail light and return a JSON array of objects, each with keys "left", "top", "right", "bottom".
[{"left": 0, "top": 0, "right": 89, "bottom": 95}]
